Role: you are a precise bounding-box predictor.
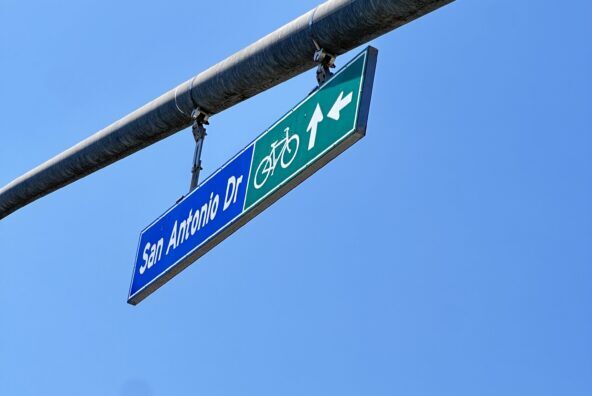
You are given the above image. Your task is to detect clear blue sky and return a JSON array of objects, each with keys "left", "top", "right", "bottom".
[{"left": 1, "top": 1, "right": 591, "bottom": 395}]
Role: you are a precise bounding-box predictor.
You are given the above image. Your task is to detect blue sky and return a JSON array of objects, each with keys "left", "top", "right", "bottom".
[{"left": 1, "top": 1, "right": 591, "bottom": 395}]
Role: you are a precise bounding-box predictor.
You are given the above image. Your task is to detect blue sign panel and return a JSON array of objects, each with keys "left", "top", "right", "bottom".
[{"left": 128, "top": 145, "right": 253, "bottom": 303}]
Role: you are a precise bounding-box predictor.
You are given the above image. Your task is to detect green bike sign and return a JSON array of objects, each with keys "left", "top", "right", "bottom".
[{"left": 244, "top": 46, "right": 378, "bottom": 210}]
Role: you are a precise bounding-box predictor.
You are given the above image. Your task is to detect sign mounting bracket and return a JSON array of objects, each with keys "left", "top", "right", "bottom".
[
  {"left": 189, "top": 107, "right": 210, "bottom": 192},
  {"left": 313, "top": 41, "right": 336, "bottom": 86}
]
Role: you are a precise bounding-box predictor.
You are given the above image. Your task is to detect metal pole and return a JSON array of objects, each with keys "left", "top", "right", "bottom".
[{"left": 0, "top": 0, "right": 454, "bottom": 219}]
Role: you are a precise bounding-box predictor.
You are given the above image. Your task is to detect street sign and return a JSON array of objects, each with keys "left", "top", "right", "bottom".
[{"left": 128, "top": 46, "right": 378, "bottom": 305}]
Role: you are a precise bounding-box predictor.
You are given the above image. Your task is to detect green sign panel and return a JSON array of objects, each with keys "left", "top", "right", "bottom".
[{"left": 245, "top": 46, "right": 377, "bottom": 209}]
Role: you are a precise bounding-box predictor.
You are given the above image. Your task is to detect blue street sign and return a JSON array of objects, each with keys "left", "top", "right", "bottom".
[{"left": 128, "top": 145, "right": 253, "bottom": 303}]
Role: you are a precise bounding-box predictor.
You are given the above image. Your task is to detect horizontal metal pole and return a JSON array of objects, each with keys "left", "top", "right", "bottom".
[{"left": 0, "top": 0, "right": 453, "bottom": 219}]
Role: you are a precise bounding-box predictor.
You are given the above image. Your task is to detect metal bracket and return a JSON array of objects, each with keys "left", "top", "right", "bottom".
[
  {"left": 313, "top": 41, "right": 336, "bottom": 86},
  {"left": 189, "top": 107, "right": 210, "bottom": 192}
]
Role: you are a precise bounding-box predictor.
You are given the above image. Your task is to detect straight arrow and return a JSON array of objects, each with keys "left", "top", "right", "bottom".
[{"left": 306, "top": 103, "right": 324, "bottom": 150}]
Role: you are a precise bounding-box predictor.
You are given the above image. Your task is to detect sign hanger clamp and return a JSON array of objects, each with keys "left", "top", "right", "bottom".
[
  {"left": 189, "top": 107, "right": 211, "bottom": 193},
  {"left": 313, "top": 40, "right": 336, "bottom": 86}
]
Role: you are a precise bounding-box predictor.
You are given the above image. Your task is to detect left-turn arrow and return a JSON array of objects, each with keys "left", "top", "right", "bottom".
[{"left": 327, "top": 91, "right": 353, "bottom": 121}]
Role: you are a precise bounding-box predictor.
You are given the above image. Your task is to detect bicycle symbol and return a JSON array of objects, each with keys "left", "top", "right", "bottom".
[{"left": 253, "top": 127, "right": 300, "bottom": 189}]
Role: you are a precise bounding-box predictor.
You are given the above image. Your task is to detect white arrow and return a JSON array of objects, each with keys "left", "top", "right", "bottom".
[
  {"left": 306, "top": 103, "right": 324, "bottom": 150},
  {"left": 327, "top": 91, "right": 353, "bottom": 121}
]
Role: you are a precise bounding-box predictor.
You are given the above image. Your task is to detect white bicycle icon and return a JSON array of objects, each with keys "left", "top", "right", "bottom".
[{"left": 253, "top": 127, "right": 300, "bottom": 189}]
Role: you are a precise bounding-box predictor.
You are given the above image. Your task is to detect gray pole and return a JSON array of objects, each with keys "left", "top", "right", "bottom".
[{"left": 0, "top": 0, "right": 453, "bottom": 219}]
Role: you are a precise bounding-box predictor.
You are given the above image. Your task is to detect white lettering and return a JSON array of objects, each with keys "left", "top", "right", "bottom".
[
  {"left": 190, "top": 209, "right": 200, "bottom": 235},
  {"left": 139, "top": 238, "right": 164, "bottom": 275},
  {"left": 186, "top": 210, "right": 193, "bottom": 239},
  {"left": 234, "top": 175, "right": 243, "bottom": 204},
  {"left": 200, "top": 202, "right": 209, "bottom": 228},
  {"left": 155, "top": 238, "right": 163, "bottom": 262},
  {"left": 224, "top": 176, "right": 236, "bottom": 211},
  {"left": 166, "top": 221, "right": 178, "bottom": 255},
  {"left": 148, "top": 243, "right": 156, "bottom": 269},
  {"left": 140, "top": 242, "right": 150, "bottom": 275},
  {"left": 210, "top": 194, "right": 219, "bottom": 221},
  {"left": 178, "top": 219, "right": 187, "bottom": 246}
]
